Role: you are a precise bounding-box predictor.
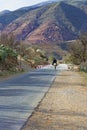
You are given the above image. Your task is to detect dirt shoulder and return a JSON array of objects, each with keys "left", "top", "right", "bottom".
[{"left": 22, "top": 70, "right": 87, "bottom": 130}]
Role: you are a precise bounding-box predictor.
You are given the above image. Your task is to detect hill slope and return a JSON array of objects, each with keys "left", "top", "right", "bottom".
[{"left": 0, "top": 0, "right": 87, "bottom": 44}]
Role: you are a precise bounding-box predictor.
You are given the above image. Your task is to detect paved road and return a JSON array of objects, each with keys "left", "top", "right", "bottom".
[
  {"left": 0, "top": 65, "right": 61, "bottom": 130},
  {"left": 22, "top": 70, "right": 87, "bottom": 130}
]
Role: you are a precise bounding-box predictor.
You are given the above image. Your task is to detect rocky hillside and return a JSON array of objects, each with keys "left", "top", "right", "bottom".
[{"left": 0, "top": 0, "right": 87, "bottom": 44}]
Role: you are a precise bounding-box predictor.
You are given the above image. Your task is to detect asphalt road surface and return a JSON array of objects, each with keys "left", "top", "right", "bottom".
[{"left": 0, "top": 64, "right": 64, "bottom": 130}]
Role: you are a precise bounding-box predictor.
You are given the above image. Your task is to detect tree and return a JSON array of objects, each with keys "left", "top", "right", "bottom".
[
  {"left": 79, "top": 32, "right": 87, "bottom": 62},
  {"left": 0, "top": 44, "right": 18, "bottom": 70},
  {"left": 68, "top": 33, "right": 87, "bottom": 65},
  {"left": 0, "top": 33, "right": 18, "bottom": 71}
]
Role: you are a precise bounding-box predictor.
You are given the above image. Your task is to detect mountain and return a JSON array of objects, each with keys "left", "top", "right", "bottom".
[
  {"left": 0, "top": 0, "right": 87, "bottom": 45},
  {"left": 0, "top": 10, "right": 11, "bottom": 15}
]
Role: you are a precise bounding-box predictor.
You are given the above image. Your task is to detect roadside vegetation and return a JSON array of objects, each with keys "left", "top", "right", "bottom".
[
  {"left": 79, "top": 71, "right": 87, "bottom": 86},
  {"left": 0, "top": 31, "right": 87, "bottom": 79},
  {"left": 0, "top": 33, "right": 48, "bottom": 78},
  {"left": 65, "top": 33, "right": 87, "bottom": 73}
]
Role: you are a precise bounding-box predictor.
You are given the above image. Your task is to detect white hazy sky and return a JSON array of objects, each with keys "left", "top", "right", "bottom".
[{"left": 0, "top": 0, "right": 49, "bottom": 11}]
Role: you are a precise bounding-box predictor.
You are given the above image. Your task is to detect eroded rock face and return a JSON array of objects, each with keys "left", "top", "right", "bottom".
[{"left": 25, "top": 21, "right": 76, "bottom": 44}]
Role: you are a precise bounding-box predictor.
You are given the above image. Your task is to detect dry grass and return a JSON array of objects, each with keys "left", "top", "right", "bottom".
[{"left": 79, "top": 71, "right": 87, "bottom": 86}]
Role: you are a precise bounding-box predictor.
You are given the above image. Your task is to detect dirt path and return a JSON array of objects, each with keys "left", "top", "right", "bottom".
[{"left": 22, "top": 71, "right": 87, "bottom": 130}]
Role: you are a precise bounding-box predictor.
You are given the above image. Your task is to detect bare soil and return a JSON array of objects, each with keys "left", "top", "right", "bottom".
[{"left": 22, "top": 71, "right": 87, "bottom": 130}]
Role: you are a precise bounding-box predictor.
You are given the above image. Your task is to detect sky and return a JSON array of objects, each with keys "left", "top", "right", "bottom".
[{"left": 0, "top": 0, "right": 49, "bottom": 12}]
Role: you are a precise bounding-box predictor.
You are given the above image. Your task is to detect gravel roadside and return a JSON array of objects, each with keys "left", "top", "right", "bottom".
[{"left": 22, "top": 70, "right": 87, "bottom": 130}]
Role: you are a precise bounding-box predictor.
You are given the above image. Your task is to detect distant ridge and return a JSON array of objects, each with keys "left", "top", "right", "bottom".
[{"left": 0, "top": 10, "right": 11, "bottom": 15}]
